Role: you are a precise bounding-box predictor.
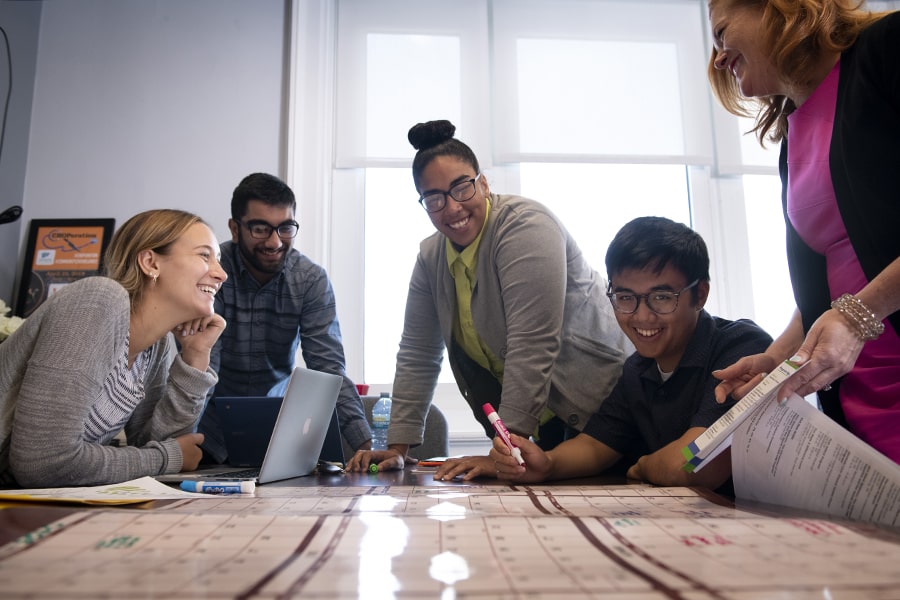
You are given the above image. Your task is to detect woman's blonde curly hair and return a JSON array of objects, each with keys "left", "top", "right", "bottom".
[{"left": 707, "top": 0, "right": 886, "bottom": 146}]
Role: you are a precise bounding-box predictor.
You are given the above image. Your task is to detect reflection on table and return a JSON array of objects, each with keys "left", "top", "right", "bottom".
[{"left": 1, "top": 466, "right": 899, "bottom": 598}]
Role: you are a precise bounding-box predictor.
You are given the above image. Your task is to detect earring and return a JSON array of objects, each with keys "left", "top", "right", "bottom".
[
  {"left": 715, "top": 51, "right": 728, "bottom": 69},
  {"left": 151, "top": 272, "right": 159, "bottom": 284}
]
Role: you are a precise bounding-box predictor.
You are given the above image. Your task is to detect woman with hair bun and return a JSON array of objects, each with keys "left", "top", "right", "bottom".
[
  {"left": 346, "top": 120, "right": 632, "bottom": 479},
  {"left": 0, "top": 209, "right": 227, "bottom": 487}
]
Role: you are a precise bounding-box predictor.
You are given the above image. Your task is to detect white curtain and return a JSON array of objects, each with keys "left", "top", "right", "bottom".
[{"left": 332, "top": 0, "right": 712, "bottom": 168}]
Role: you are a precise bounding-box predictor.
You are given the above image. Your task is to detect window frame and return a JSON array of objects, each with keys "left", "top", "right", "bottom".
[{"left": 287, "top": 0, "right": 793, "bottom": 411}]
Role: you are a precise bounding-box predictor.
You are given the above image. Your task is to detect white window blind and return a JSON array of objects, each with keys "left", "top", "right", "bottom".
[
  {"left": 334, "top": 0, "right": 491, "bottom": 168},
  {"left": 290, "top": 0, "right": 821, "bottom": 396},
  {"left": 491, "top": 0, "right": 713, "bottom": 165}
]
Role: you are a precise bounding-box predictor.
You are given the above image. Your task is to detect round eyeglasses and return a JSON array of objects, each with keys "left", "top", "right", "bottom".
[
  {"left": 240, "top": 219, "right": 299, "bottom": 239},
  {"left": 418, "top": 173, "right": 482, "bottom": 213},
  {"left": 606, "top": 280, "right": 700, "bottom": 314}
]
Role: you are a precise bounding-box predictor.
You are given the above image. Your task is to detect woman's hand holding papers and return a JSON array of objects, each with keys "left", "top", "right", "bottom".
[
  {"left": 712, "top": 352, "right": 777, "bottom": 403},
  {"left": 714, "top": 307, "right": 866, "bottom": 403}
]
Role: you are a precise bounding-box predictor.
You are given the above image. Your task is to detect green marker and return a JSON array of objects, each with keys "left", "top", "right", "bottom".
[{"left": 368, "top": 463, "right": 379, "bottom": 474}]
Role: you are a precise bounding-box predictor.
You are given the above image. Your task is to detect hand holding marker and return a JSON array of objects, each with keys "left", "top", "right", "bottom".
[{"left": 482, "top": 404, "right": 525, "bottom": 466}]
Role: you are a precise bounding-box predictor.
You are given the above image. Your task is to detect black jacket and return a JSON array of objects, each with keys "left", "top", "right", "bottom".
[{"left": 780, "top": 11, "right": 900, "bottom": 426}]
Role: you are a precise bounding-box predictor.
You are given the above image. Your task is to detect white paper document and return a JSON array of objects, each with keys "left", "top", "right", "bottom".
[
  {"left": 0, "top": 476, "right": 202, "bottom": 504},
  {"left": 732, "top": 393, "right": 900, "bottom": 528},
  {"left": 682, "top": 359, "right": 803, "bottom": 472}
]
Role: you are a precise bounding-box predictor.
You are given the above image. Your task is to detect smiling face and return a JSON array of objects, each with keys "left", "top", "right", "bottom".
[
  {"left": 229, "top": 199, "right": 295, "bottom": 284},
  {"left": 417, "top": 155, "right": 490, "bottom": 249},
  {"left": 709, "top": 3, "right": 785, "bottom": 99},
  {"left": 609, "top": 264, "right": 709, "bottom": 373},
  {"left": 154, "top": 222, "right": 227, "bottom": 320}
]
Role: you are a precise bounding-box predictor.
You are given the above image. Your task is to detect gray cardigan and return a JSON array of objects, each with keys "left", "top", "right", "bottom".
[
  {"left": 0, "top": 277, "right": 217, "bottom": 487},
  {"left": 390, "top": 193, "right": 632, "bottom": 446}
]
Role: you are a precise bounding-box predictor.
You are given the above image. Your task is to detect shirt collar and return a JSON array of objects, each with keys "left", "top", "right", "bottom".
[
  {"left": 446, "top": 196, "right": 492, "bottom": 271},
  {"left": 638, "top": 309, "right": 713, "bottom": 381}
]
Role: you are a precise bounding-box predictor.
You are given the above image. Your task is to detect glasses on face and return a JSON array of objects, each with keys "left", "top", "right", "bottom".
[
  {"left": 606, "top": 279, "right": 700, "bottom": 315},
  {"left": 418, "top": 173, "right": 482, "bottom": 213},
  {"left": 240, "top": 219, "right": 299, "bottom": 239}
]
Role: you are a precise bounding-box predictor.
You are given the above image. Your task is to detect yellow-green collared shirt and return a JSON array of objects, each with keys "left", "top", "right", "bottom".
[
  {"left": 446, "top": 198, "right": 554, "bottom": 437},
  {"left": 447, "top": 198, "right": 504, "bottom": 382}
]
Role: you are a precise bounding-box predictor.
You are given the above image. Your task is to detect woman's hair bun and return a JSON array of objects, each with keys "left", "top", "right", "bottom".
[{"left": 408, "top": 120, "right": 456, "bottom": 151}]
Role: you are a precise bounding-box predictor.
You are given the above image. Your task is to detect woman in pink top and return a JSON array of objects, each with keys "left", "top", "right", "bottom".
[{"left": 706, "top": 0, "right": 900, "bottom": 462}]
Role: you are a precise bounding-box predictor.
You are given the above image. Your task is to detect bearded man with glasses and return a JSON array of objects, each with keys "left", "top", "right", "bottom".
[
  {"left": 488, "top": 216, "right": 773, "bottom": 495},
  {"left": 196, "top": 173, "right": 371, "bottom": 465}
]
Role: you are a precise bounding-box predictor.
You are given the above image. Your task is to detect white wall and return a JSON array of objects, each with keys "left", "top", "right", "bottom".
[
  {"left": 19, "top": 0, "right": 286, "bottom": 255},
  {"left": 0, "top": 1, "right": 41, "bottom": 306},
  {"left": 4, "top": 0, "right": 490, "bottom": 455}
]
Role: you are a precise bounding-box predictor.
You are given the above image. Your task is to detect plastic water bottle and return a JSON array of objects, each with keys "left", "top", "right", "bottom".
[{"left": 371, "top": 392, "right": 392, "bottom": 451}]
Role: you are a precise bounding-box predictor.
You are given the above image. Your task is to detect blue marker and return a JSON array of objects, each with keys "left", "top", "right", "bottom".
[{"left": 180, "top": 480, "right": 256, "bottom": 494}]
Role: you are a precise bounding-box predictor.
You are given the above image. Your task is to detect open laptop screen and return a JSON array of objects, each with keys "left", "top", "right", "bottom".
[{"left": 157, "top": 367, "right": 344, "bottom": 484}]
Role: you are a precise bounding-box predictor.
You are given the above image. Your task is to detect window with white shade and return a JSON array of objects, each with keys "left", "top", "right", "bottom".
[
  {"left": 513, "top": 38, "right": 684, "bottom": 156},
  {"left": 289, "top": 0, "right": 801, "bottom": 422}
]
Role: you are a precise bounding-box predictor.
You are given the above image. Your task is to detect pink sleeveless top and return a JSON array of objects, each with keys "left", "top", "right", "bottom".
[{"left": 786, "top": 61, "right": 900, "bottom": 463}]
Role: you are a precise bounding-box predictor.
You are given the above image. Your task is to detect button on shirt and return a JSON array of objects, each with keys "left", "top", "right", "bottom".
[{"left": 199, "top": 241, "right": 370, "bottom": 463}]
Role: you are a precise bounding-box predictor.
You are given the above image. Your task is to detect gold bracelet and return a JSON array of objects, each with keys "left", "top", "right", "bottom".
[{"left": 830, "top": 293, "right": 885, "bottom": 341}]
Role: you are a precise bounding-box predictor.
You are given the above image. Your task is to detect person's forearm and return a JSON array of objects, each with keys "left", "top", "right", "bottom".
[
  {"left": 767, "top": 309, "right": 805, "bottom": 361},
  {"left": 180, "top": 348, "right": 211, "bottom": 372},
  {"left": 545, "top": 435, "right": 617, "bottom": 481},
  {"left": 387, "top": 443, "right": 411, "bottom": 458},
  {"left": 855, "top": 257, "right": 900, "bottom": 322},
  {"left": 630, "top": 431, "right": 731, "bottom": 490}
]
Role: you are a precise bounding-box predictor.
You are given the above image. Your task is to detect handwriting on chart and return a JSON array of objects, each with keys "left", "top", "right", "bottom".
[
  {"left": 17, "top": 523, "right": 65, "bottom": 546},
  {"left": 95, "top": 535, "right": 140, "bottom": 549},
  {"left": 681, "top": 534, "right": 734, "bottom": 547},
  {"left": 97, "top": 485, "right": 149, "bottom": 496},
  {"left": 788, "top": 520, "right": 845, "bottom": 536},
  {"left": 679, "top": 509, "right": 724, "bottom": 519}
]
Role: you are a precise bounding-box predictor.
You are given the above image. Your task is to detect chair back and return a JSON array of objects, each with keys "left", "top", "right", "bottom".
[{"left": 343, "top": 396, "right": 450, "bottom": 460}]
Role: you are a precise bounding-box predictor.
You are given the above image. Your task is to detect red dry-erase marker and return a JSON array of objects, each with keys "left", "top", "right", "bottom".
[{"left": 482, "top": 404, "right": 525, "bottom": 466}]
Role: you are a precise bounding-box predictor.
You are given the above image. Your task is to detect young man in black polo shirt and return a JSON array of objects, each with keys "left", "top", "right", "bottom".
[{"left": 487, "top": 216, "right": 772, "bottom": 493}]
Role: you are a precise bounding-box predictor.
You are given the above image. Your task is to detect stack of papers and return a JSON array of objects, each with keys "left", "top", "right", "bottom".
[
  {"left": 682, "top": 359, "right": 803, "bottom": 472},
  {"left": 681, "top": 359, "right": 900, "bottom": 528},
  {"left": 0, "top": 477, "right": 208, "bottom": 505}
]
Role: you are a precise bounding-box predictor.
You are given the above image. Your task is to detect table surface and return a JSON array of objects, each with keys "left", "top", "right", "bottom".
[{"left": 2, "top": 467, "right": 900, "bottom": 599}]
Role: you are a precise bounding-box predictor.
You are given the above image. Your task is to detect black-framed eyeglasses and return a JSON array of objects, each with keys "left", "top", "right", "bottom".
[
  {"left": 240, "top": 219, "right": 300, "bottom": 239},
  {"left": 606, "top": 280, "right": 700, "bottom": 315},
  {"left": 418, "top": 173, "right": 482, "bottom": 213}
]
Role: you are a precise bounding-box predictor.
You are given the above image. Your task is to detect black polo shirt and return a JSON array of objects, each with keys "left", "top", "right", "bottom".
[{"left": 583, "top": 311, "right": 773, "bottom": 463}]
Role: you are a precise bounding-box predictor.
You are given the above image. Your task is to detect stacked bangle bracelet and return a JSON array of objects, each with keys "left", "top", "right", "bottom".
[{"left": 831, "top": 293, "right": 885, "bottom": 342}]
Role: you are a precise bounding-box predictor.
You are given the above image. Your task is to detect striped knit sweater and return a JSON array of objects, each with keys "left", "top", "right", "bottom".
[{"left": 0, "top": 277, "right": 216, "bottom": 487}]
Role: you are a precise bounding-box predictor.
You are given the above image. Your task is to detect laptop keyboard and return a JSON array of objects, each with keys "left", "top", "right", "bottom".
[{"left": 210, "top": 468, "right": 260, "bottom": 480}]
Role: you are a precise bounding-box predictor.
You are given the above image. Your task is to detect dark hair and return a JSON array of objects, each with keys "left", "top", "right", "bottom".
[
  {"left": 408, "top": 120, "right": 480, "bottom": 190},
  {"left": 605, "top": 216, "right": 710, "bottom": 301},
  {"left": 230, "top": 172, "right": 297, "bottom": 221}
]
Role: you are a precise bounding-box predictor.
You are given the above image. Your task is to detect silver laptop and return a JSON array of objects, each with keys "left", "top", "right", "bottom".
[{"left": 158, "top": 367, "right": 342, "bottom": 485}]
